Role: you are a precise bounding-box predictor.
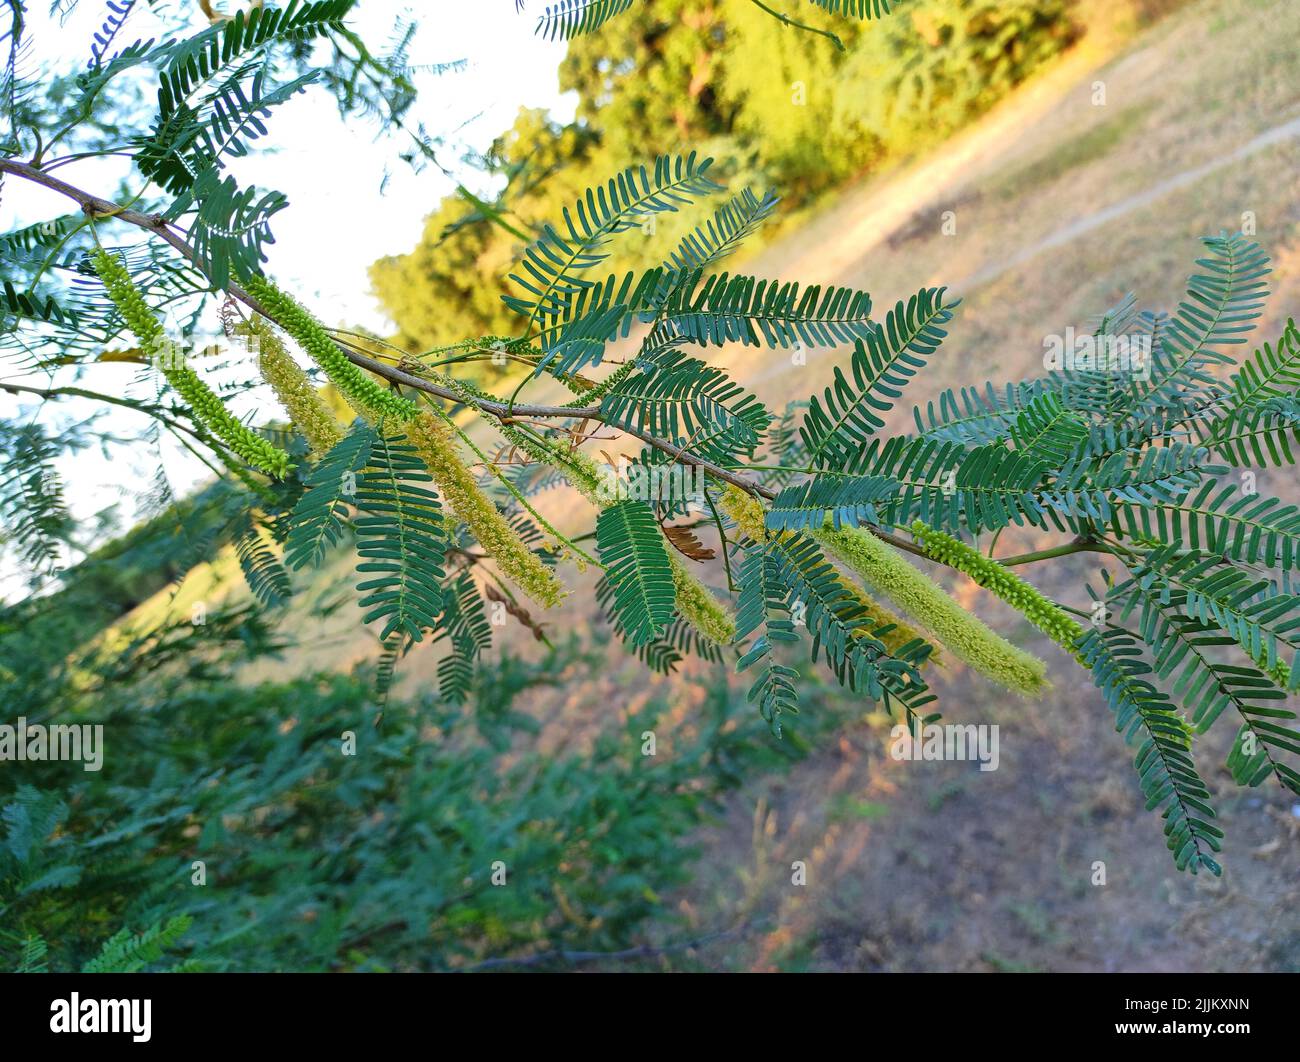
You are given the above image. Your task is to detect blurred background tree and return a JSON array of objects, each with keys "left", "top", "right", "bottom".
[{"left": 371, "top": 0, "right": 1079, "bottom": 359}]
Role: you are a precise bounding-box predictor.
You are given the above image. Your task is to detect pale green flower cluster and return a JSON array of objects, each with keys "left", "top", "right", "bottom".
[
  {"left": 406, "top": 412, "right": 565, "bottom": 608},
  {"left": 245, "top": 274, "right": 417, "bottom": 422},
  {"left": 813, "top": 522, "right": 1050, "bottom": 697},
  {"left": 721, "top": 485, "right": 1049, "bottom": 696},
  {"left": 242, "top": 315, "right": 343, "bottom": 457},
  {"left": 909, "top": 521, "right": 1085, "bottom": 655},
  {"left": 93, "top": 250, "right": 292, "bottom": 479},
  {"left": 668, "top": 551, "right": 737, "bottom": 646}
]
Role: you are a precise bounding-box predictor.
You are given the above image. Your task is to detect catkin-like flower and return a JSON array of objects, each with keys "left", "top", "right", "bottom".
[
  {"left": 720, "top": 485, "right": 938, "bottom": 664},
  {"left": 245, "top": 274, "right": 418, "bottom": 422},
  {"left": 92, "top": 250, "right": 292, "bottom": 478},
  {"left": 909, "top": 521, "right": 1086, "bottom": 654},
  {"left": 241, "top": 314, "right": 343, "bottom": 457},
  {"left": 406, "top": 412, "right": 564, "bottom": 607},
  {"left": 1257, "top": 655, "right": 1291, "bottom": 690},
  {"left": 721, "top": 483, "right": 770, "bottom": 543},
  {"left": 813, "top": 522, "right": 1050, "bottom": 697},
  {"left": 839, "top": 579, "right": 943, "bottom": 665},
  {"left": 721, "top": 485, "right": 1049, "bottom": 696},
  {"left": 668, "top": 551, "right": 737, "bottom": 645},
  {"left": 910, "top": 519, "right": 1295, "bottom": 690}
]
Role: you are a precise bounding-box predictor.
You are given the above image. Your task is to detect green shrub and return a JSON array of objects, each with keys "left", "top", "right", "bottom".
[{"left": 0, "top": 638, "right": 834, "bottom": 971}]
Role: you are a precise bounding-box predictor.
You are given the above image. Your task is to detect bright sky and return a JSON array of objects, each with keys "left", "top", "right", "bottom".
[
  {"left": 228, "top": 3, "right": 576, "bottom": 328},
  {"left": 1, "top": 2, "right": 575, "bottom": 595}
]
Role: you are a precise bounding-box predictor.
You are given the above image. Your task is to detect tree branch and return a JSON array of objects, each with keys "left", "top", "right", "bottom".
[
  {"left": 748, "top": 0, "right": 845, "bottom": 51},
  {"left": 0, "top": 157, "right": 929, "bottom": 561},
  {"left": 997, "top": 539, "right": 1112, "bottom": 566}
]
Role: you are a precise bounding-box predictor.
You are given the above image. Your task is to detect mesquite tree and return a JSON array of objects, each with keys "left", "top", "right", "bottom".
[{"left": 2, "top": 1, "right": 1298, "bottom": 877}]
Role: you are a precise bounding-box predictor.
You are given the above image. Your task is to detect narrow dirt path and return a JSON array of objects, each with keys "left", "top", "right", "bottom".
[{"left": 951, "top": 114, "right": 1300, "bottom": 294}]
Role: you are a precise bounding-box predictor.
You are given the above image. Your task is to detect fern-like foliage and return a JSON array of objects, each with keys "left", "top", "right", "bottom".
[
  {"left": 14, "top": 934, "right": 48, "bottom": 974},
  {"left": 136, "top": 69, "right": 316, "bottom": 196},
  {"left": 766, "top": 473, "right": 899, "bottom": 532},
  {"left": 353, "top": 429, "right": 449, "bottom": 642},
  {"left": 1118, "top": 577, "right": 1286, "bottom": 733},
  {"left": 595, "top": 499, "right": 675, "bottom": 647},
  {"left": 373, "top": 632, "right": 407, "bottom": 717},
  {"left": 913, "top": 379, "right": 1058, "bottom": 446},
  {"left": 806, "top": 0, "right": 898, "bottom": 17},
  {"left": 532, "top": 301, "right": 629, "bottom": 379},
  {"left": 1133, "top": 233, "right": 1270, "bottom": 419},
  {"left": 534, "top": 265, "right": 879, "bottom": 374},
  {"left": 656, "top": 269, "right": 877, "bottom": 350},
  {"left": 504, "top": 152, "right": 721, "bottom": 337},
  {"left": 600, "top": 340, "right": 772, "bottom": 463},
  {"left": 534, "top": 0, "right": 637, "bottom": 41},
  {"left": 0, "top": 214, "right": 83, "bottom": 265},
  {"left": 832, "top": 434, "right": 1051, "bottom": 534},
  {"left": 177, "top": 169, "right": 288, "bottom": 287},
  {"left": 1111, "top": 548, "right": 1300, "bottom": 792},
  {"left": 801, "top": 287, "right": 954, "bottom": 468},
  {"left": 1125, "top": 545, "right": 1300, "bottom": 686},
  {"left": 88, "top": 0, "right": 140, "bottom": 70},
  {"left": 1197, "top": 319, "right": 1300, "bottom": 466},
  {"left": 81, "top": 914, "right": 193, "bottom": 973},
  {"left": 2, "top": 279, "right": 79, "bottom": 331},
  {"left": 735, "top": 541, "right": 802, "bottom": 735},
  {"left": 1076, "top": 627, "right": 1223, "bottom": 875},
  {"left": 284, "top": 420, "right": 375, "bottom": 569},
  {"left": 1112, "top": 481, "right": 1300, "bottom": 572},
  {"left": 131, "top": 1, "right": 354, "bottom": 285},
  {"left": 664, "top": 188, "right": 780, "bottom": 272},
  {"left": 234, "top": 513, "right": 292, "bottom": 607},
  {"left": 151, "top": 0, "right": 352, "bottom": 130},
  {"left": 1008, "top": 392, "right": 1088, "bottom": 466},
  {"left": 434, "top": 572, "right": 492, "bottom": 705},
  {"left": 595, "top": 577, "right": 724, "bottom": 672},
  {"left": 0, "top": 420, "right": 72, "bottom": 578}
]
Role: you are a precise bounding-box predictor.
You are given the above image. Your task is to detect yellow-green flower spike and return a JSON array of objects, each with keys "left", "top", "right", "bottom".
[
  {"left": 668, "top": 551, "right": 736, "bottom": 646},
  {"left": 718, "top": 485, "right": 931, "bottom": 661},
  {"left": 92, "top": 250, "right": 293, "bottom": 479},
  {"left": 909, "top": 521, "right": 1086, "bottom": 654},
  {"left": 813, "top": 522, "right": 1049, "bottom": 697},
  {"left": 245, "top": 274, "right": 418, "bottom": 422},
  {"left": 241, "top": 314, "right": 343, "bottom": 457},
  {"left": 720, "top": 485, "right": 1049, "bottom": 697},
  {"left": 838, "top": 578, "right": 942, "bottom": 667},
  {"left": 406, "top": 412, "right": 564, "bottom": 608},
  {"left": 721, "top": 482, "right": 769, "bottom": 543}
]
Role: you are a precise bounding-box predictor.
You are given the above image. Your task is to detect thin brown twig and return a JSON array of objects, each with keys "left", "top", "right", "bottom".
[{"left": 0, "top": 157, "right": 931, "bottom": 561}]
